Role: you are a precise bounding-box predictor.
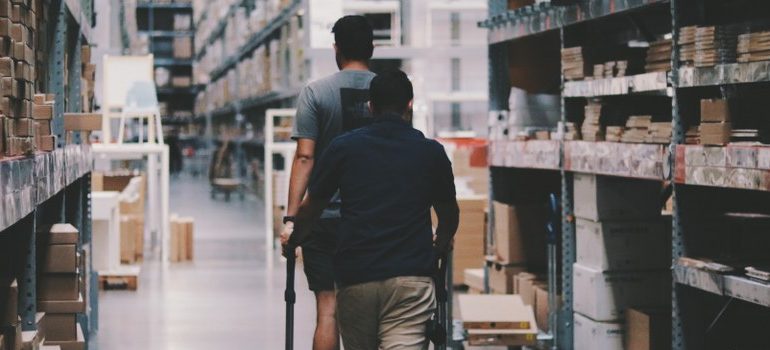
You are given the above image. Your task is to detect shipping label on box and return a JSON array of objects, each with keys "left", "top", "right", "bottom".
[
  {"left": 573, "top": 263, "right": 670, "bottom": 321},
  {"left": 576, "top": 218, "right": 669, "bottom": 271}
]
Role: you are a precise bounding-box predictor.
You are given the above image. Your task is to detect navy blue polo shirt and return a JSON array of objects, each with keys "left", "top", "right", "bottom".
[{"left": 308, "top": 113, "right": 456, "bottom": 287}]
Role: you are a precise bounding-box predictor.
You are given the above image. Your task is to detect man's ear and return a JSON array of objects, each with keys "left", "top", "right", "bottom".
[
  {"left": 368, "top": 101, "right": 374, "bottom": 114},
  {"left": 408, "top": 99, "right": 414, "bottom": 110}
]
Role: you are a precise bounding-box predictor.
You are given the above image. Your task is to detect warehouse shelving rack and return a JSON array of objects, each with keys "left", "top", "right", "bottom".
[
  {"left": 136, "top": 1, "right": 197, "bottom": 126},
  {"left": 483, "top": 0, "right": 770, "bottom": 349},
  {"left": 0, "top": 0, "right": 97, "bottom": 346}
]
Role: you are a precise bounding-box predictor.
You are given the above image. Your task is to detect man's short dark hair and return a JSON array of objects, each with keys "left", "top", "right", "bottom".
[
  {"left": 332, "top": 15, "right": 374, "bottom": 61},
  {"left": 369, "top": 70, "right": 414, "bottom": 114}
]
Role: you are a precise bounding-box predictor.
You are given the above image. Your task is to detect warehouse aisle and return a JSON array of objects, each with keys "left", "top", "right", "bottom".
[{"left": 93, "top": 176, "right": 315, "bottom": 349}]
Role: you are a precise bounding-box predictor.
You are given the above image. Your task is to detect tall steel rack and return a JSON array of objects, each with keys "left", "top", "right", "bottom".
[
  {"left": 483, "top": 0, "right": 770, "bottom": 349},
  {"left": 1, "top": 0, "right": 96, "bottom": 346},
  {"left": 136, "top": 1, "right": 198, "bottom": 126}
]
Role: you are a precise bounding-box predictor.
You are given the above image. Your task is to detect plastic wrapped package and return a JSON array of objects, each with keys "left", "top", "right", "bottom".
[
  {"left": 726, "top": 145, "right": 759, "bottom": 169},
  {"left": 726, "top": 168, "right": 766, "bottom": 190},
  {"left": 687, "top": 166, "right": 726, "bottom": 187}
]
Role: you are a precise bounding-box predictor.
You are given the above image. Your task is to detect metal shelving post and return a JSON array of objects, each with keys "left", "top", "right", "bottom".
[{"left": 558, "top": 24, "right": 575, "bottom": 350}]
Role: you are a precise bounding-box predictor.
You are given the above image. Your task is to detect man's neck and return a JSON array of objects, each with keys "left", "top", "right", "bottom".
[{"left": 340, "top": 60, "right": 369, "bottom": 71}]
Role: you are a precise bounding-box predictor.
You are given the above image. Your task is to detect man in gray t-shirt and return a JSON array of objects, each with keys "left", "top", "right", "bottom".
[{"left": 280, "top": 15, "right": 375, "bottom": 350}]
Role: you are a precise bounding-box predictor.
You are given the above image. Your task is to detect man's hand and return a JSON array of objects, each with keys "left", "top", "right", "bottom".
[{"left": 280, "top": 222, "right": 294, "bottom": 258}]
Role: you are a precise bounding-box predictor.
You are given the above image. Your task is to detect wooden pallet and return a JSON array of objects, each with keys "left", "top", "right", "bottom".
[{"left": 98, "top": 266, "right": 140, "bottom": 291}]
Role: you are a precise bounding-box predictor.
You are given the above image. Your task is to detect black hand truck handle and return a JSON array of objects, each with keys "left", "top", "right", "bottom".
[{"left": 285, "top": 244, "right": 297, "bottom": 350}]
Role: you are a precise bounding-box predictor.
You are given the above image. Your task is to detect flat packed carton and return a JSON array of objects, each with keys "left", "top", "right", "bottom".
[
  {"left": 626, "top": 308, "right": 671, "bottom": 350},
  {"left": 492, "top": 201, "right": 547, "bottom": 265},
  {"left": 573, "top": 174, "right": 661, "bottom": 221},
  {"left": 574, "top": 312, "right": 625, "bottom": 350},
  {"left": 576, "top": 218, "right": 669, "bottom": 270},
  {"left": 573, "top": 263, "right": 670, "bottom": 321},
  {"left": 38, "top": 294, "right": 85, "bottom": 314}
]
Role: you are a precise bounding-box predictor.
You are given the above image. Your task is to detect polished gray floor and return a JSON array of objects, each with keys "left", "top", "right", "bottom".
[
  {"left": 92, "top": 176, "right": 508, "bottom": 349},
  {"left": 93, "top": 176, "right": 316, "bottom": 349}
]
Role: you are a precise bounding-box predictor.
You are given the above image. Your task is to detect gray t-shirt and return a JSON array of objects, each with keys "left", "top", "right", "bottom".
[{"left": 292, "top": 70, "right": 376, "bottom": 218}]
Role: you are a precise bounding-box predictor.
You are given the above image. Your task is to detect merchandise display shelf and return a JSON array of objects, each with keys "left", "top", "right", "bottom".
[
  {"left": 679, "top": 61, "right": 770, "bottom": 88},
  {"left": 674, "top": 264, "right": 770, "bottom": 308},
  {"left": 208, "top": 0, "right": 303, "bottom": 81},
  {"left": 564, "top": 141, "right": 669, "bottom": 180},
  {"left": 674, "top": 144, "right": 770, "bottom": 192},
  {"left": 563, "top": 71, "right": 670, "bottom": 97},
  {"left": 203, "top": 89, "right": 299, "bottom": 119},
  {"left": 481, "top": 0, "right": 667, "bottom": 44},
  {"left": 489, "top": 140, "right": 561, "bottom": 170}
]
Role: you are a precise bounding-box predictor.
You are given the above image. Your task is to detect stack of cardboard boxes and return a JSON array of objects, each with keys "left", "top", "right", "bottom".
[
  {"left": 0, "top": 0, "right": 41, "bottom": 157},
  {"left": 31, "top": 93, "right": 53, "bottom": 151},
  {"left": 699, "top": 98, "right": 731, "bottom": 145},
  {"left": 581, "top": 102, "right": 603, "bottom": 141},
  {"left": 1, "top": 279, "right": 21, "bottom": 350},
  {"left": 488, "top": 201, "right": 554, "bottom": 331},
  {"left": 573, "top": 174, "right": 671, "bottom": 350},
  {"left": 38, "top": 224, "right": 85, "bottom": 350}
]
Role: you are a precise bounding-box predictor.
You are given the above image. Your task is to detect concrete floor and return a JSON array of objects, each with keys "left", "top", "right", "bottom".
[
  {"left": 93, "top": 176, "right": 316, "bottom": 349},
  {"left": 92, "top": 176, "right": 510, "bottom": 350}
]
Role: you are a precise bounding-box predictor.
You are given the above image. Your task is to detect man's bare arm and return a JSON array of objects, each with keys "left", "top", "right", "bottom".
[
  {"left": 287, "top": 138, "right": 316, "bottom": 216},
  {"left": 433, "top": 200, "right": 460, "bottom": 256}
]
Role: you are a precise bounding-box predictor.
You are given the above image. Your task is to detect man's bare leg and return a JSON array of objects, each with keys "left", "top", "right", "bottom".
[{"left": 314, "top": 291, "right": 340, "bottom": 350}]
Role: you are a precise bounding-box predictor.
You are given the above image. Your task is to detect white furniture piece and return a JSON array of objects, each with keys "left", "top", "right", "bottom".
[
  {"left": 92, "top": 143, "right": 171, "bottom": 262},
  {"left": 264, "top": 108, "right": 297, "bottom": 262},
  {"left": 91, "top": 191, "right": 121, "bottom": 271},
  {"left": 101, "top": 55, "right": 161, "bottom": 144}
]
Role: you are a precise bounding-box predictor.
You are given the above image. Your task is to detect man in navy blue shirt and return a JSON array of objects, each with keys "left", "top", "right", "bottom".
[{"left": 285, "top": 70, "right": 459, "bottom": 349}]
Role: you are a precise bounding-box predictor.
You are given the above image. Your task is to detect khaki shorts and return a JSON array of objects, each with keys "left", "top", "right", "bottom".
[{"left": 336, "top": 276, "right": 436, "bottom": 350}]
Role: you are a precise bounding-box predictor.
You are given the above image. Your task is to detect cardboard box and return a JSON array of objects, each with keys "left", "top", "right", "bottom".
[
  {"left": 38, "top": 274, "right": 79, "bottom": 301},
  {"left": 2, "top": 280, "right": 17, "bottom": 326},
  {"left": 40, "top": 224, "right": 79, "bottom": 245},
  {"left": 451, "top": 197, "right": 486, "bottom": 284},
  {"left": 80, "top": 45, "right": 91, "bottom": 64},
  {"left": 574, "top": 312, "right": 625, "bottom": 350},
  {"left": 576, "top": 218, "right": 669, "bottom": 270},
  {"left": 489, "top": 265, "right": 526, "bottom": 294},
  {"left": 37, "top": 135, "right": 55, "bottom": 152},
  {"left": 173, "top": 37, "right": 192, "bottom": 59},
  {"left": 32, "top": 103, "right": 52, "bottom": 120},
  {"left": 625, "top": 308, "right": 671, "bottom": 350},
  {"left": 492, "top": 202, "right": 547, "bottom": 265},
  {"left": 41, "top": 313, "right": 77, "bottom": 341},
  {"left": 44, "top": 323, "right": 84, "bottom": 350},
  {"left": 519, "top": 278, "right": 545, "bottom": 308},
  {"left": 62, "top": 113, "right": 101, "bottom": 131},
  {"left": 38, "top": 294, "right": 85, "bottom": 314},
  {"left": 0, "top": 57, "right": 12, "bottom": 77},
  {"left": 700, "top": 122, "right": 731, "bottom": 145},
  {"left": 513, "top": 272, "right": 537, "bottom": 294},
  {"left": 573, "top": 263, "right": 670, "bottom": 321},
  {"left": 11, "top": 117, "right": 32, "bottom": 136},
  {"left": 459, "top": 294, "right": 534, "bottom": 331},
  {"left": 40, "top": 244, "right": 78, "bottom": 273},
  {"left": 573, "top": 173, "right": 661, "bottom": 221},
  {"left": 35, "top": 120, "right": 51, "bottom": 136},
  {"left": 700, "top": 99, "right": 730, "bottom": 122}
]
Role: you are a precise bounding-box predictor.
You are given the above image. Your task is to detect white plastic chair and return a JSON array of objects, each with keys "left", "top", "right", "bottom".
[{"left": 118, "top": 80, "right": 164, "bottom": 144}]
